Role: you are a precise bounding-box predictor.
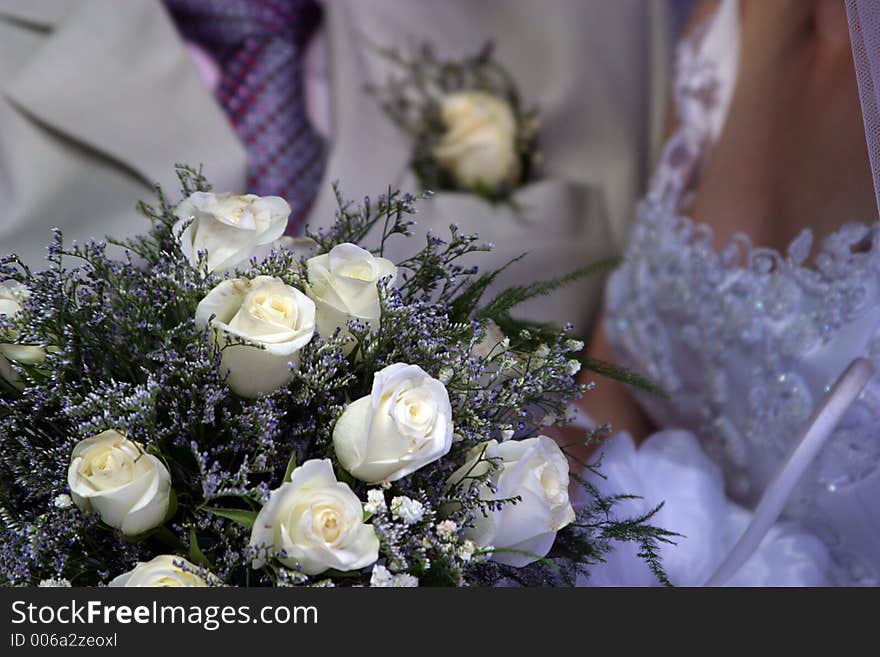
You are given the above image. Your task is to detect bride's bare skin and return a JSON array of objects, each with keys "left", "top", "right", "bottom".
[{"left": 569, "top": 0, "right": 876, "bottom": 468}]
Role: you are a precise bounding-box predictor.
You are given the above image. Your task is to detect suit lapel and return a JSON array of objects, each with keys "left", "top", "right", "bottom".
[
  {"left": 1, "top": 0, "right": 246, "bottom": 192},
  {"left": 305, "top": 0, "right": 411, "bottom": 231},
  {"left": 0, "top": 0, "right": 74, "bottom": 29}
]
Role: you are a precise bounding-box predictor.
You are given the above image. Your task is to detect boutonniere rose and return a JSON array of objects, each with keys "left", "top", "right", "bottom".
[
  {"left": 433, "top": 90, "right": 521, "bottom": 192},
  {"left": 371, "top": 41, "right": 540, "bottom": 201}
]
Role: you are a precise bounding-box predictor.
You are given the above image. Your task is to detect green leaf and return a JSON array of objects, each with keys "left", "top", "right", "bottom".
[
  {"left": 203, "top": 506, "right": 258, "bottom": 529},
  {"left": 579, "top": 356, "right": 669, "bottom": 398},
  {"left": 336, "top": 467, "right": 356, "bottom": 488},
  {"left": 0, "top": 376, "right": 21, "bottom": 396},
  {"left": 283, "top": 453, "right": 298, "bottom": 483},
  {"left": 473, "top": 547, "right": 561, "bottom": 570},
  {"left": 188, "top": 526, "right": 212, "bottom": 568},
  {"left": 122, "top": 524, "right": 184, "bottom": 549},
  {"left": 477, "top": 256, "right": 622, "bottom": 322},
  {"left": 15, "top": 361, "right": 49, "bottom": 385},
  {"left": 492, "top": 314, "right": 559, "bottom": 350},
  {"left": 448, "top": 253, "right": 528, "bottom": 321},
  {"left": 162, "top": 489, "right": 178, "bottom": 524},
  {"left": 153, "top": 526, "right": 185, "bottom": 551}
]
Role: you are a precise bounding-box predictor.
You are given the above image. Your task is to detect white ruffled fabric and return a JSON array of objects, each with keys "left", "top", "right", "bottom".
[{"left": 578, "top": 431, "right": 831, "bottom": 587}]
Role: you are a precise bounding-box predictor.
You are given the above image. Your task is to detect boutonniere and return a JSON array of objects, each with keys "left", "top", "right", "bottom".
[{"left": 370, "top": 42, "right": 540, "bottom": 202}]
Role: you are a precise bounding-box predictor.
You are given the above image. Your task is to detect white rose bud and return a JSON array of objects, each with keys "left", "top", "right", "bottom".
[
  {"left": 195, "top": 276, "right": 316, "bottom": 398},
  {"left": 449, "top": 436, "right": 575, "bottom": 567},
  {"left": 471, "top": 320, "right": 512, "bottom": 386},
  {"left": 333, "top": 363, "right": 454, "bottom": 483},
  {"left": 471, "top": 320, "right": 509, "bottom": 361},
  {"left": 109, "top": 555, "right": 217, "bottom": 587},
  {"left": 67, "top": 430, "right": 172, "bottom": 536},
  {"left": 0, "top": 281, "right": 46, "bottom": 389},
  {"left": 305, "top": 243, "right": 397, "bottom": 351},
  {"left": 173, "top": 192, "right": 291, "bottom": 273},
  {"left": 250, "top": 459, "right": 379, "bottom": 575},
  {"left": 433, "top": 90, "right": 521, "bottom": 192}
]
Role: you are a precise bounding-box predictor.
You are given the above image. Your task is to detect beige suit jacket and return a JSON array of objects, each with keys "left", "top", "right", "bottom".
[{"left": 0, "top": 0, "right": 673, "bottom": 335}]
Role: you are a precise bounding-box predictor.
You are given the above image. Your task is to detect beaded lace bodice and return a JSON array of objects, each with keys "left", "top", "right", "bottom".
[{"left": 604, "top": 0, "right": 880, "bottom": 585}]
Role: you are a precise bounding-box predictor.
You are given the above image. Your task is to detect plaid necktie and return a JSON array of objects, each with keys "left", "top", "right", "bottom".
[{"left": 166, "top": 0, "right": 327, "bottom": 234}]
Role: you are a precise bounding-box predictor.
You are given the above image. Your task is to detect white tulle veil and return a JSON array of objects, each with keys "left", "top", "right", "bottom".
[
  {"left": 847, "top": 0, "right": 880, "bottom": 216},
  {"left": 704, "top": 3, "right": 880, "bottom": 584}
]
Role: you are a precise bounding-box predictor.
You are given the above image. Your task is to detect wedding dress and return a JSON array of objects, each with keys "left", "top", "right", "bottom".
[{"left": 587, "top": 0, "right": 880, "bottom": 586}]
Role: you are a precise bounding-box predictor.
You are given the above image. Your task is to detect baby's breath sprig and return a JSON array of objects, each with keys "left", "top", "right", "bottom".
[{"left": 369, "top": 40, "right": 541, "bottom": 201}]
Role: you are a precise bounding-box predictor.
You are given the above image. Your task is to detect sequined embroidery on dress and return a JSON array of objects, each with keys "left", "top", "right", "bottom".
[{"left": 604, "top": 0, "right": 880, "bottom": 585}]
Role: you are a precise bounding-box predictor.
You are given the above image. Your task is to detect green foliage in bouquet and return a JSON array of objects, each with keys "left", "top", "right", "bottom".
[{"left": 0, "top": 166, "right": 675, "bottom": 587}]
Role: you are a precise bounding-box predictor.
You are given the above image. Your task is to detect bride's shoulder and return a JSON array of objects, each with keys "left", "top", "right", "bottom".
[{"left": 681, "top": 0, "right": 723, "bottom": 34}]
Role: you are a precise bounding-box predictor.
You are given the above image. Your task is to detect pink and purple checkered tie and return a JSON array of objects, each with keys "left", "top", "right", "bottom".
[{"left": 166, "top": 0, "right": 327, "bottom": 235}]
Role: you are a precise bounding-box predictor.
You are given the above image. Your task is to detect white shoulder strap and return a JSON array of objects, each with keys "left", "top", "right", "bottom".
[
  {"left": 846, "top": 0, "right": 880, "bottom": 218},
  {"left": 704, "top": 357, "right": 875, "bottom": 586},
  {"left": 695, "top": 0, "right": 740, "bottom": 140}
]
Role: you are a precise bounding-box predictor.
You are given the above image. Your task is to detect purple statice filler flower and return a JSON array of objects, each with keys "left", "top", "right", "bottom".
[{"left": 0, "top": 166, "right": 672, "bottom": 587}]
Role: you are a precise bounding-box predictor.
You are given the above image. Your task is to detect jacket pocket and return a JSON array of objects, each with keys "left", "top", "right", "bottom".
[{"left": 384, "top": 178, "right": 616, "bottom": 335}]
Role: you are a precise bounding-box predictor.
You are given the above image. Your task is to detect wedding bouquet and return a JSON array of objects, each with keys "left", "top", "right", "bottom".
[{"left": 0, "top": 166, "right": 671, "bottom": 587}]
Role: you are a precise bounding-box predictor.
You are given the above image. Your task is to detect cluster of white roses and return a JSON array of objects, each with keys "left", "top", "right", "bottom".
[
  {"left": 241, "top": 363, "right": 457, "bottom": 579},
  {"left": 4, "top": 192, "right": 577, "bottom": 586},
  {"left": 177, "top": 191, "right": 398, "bottom": 397}
]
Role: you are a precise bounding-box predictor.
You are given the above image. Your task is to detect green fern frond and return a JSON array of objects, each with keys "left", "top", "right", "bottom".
[
  {"left": 476, "top": 256, "right": 622, "bottom": 323},
  {"left": 579, "top": 356, "right": 669, "bottom": 398}
]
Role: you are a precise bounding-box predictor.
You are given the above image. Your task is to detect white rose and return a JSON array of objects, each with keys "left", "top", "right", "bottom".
[
  {"left": 250, "top": 459, "right": 379, "bottom": 575},
  {"left": 173, "top": 192, "right": 291, "bottom": 273},
  {"left": 471, "top": 320, "right": 508, "bottom": 360},
  {"left": 433, "top": 90, "right": 521, "bottom": 192},
  {"left": 305, "top": 243, "right": 397, "bottom": 350},
  {"left": 471, "top": 321, "right": 514, "bottom": 388},
  {"left": 450, "top": 436, "right": 575, "bottom": 567},
  {"left": 0, "top": 281, "right": 45, "bottom": 389},
  {"left": 109, "top": 555, "right": 217, "bottom": 587},
  {"left": 195, "top": 276, "right": 316, "bottom": 398},
  {"left": 333, "top": 363, "right": 454, "bottom": 483},
  {"left": 67, "top": 430, "right": 172, "bottom": 536}
]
